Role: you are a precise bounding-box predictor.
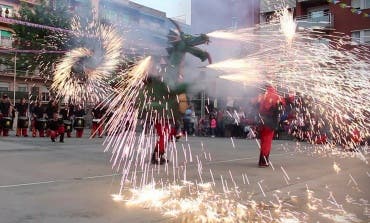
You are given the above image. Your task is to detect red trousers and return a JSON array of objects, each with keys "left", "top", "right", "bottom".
[
  {"left": 76, "top": 129, "right": 83, "bottom": 138},
  {"left": 32, "top": 120, "right": 45, "bottom": 137},
  {"left": 155, "top": 125, "right": 176, "bottom": 154},
  {"left": 50, "top": 126, "right": 65, "bottom": 140},
  {"left": 0, "top": 128, "right": 9, "bottom": 136},
  {"left": 0, "top": 114, "right": 9, "bottom": 136},
  {"left": 16, "top": 128, "right": 28, "bottom": 136},
  {"left": 259, "top": 125, "right": 275, "bottom": 157},
  {"left": 91, "top": 122, "right": 103, "bottom": 138}
]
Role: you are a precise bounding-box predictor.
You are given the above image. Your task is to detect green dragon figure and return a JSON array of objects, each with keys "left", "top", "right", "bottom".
[
  {"left": 142, "top": 19, "right": 212, "bottom": 120},
  {"left": 164, "top": 18, "right": 212, "bottom": 87}
]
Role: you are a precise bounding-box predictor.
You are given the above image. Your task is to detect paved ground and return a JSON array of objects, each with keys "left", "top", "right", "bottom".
[{"left": 0, "top": 134, "right": 368, "bottom": 222}]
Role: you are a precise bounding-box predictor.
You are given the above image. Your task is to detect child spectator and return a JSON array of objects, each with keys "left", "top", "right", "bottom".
[{"left": 210, "top": 117, "right": 217, "bottom": 137}]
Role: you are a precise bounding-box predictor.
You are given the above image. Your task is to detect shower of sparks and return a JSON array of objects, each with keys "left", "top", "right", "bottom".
[
  {"left": 112, "top": 181, "right": 304, "bottom": 223},
  {"left": 101, "top": 56, "right": 158, "bottom": 193},
  {"left": 51, "top": 18, "right": 123, "bottom": 103},
  {"left": 279, "top": 8, "right": 297, "bottom": 44},
  {"left": 99, "top": 6, "right": 369, "bottom": 223},
  {"left": 207, "top": 9, "right": 370, "bottom": 151}
]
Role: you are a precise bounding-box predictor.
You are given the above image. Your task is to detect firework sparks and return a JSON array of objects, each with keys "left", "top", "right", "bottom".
[
  {"left": 112, "top": 180, "right": 309, "bottom": 223},
  {"left": 206, "top": 9, "right": 370, "bottom": 149},
  {"left": 279, "top": 8, "right": 297, "bottom": 43},
  {"left": 101, "top": 6, "right": 369, "bottom": 223},
  {"left": 51, "top": 18, "right": 123, "bottom": 103}
]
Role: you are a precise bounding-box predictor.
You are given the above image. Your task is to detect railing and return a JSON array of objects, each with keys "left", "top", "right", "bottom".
[
  {"left": 0, "top": 39, "right": 13, "bottom": 48},
  {"left": 297, "top": 0, "right": 321, "bottom": 2},
  {"left": 0, "top": 69, "right": 41, "bottom": 77},
  {"left": 19, "top": 0, "right": 39, "bottom": 4},
  {"left": 296, "top": 12, "right": 333, "bottom": 29},
  {"left": 0, "top": 91, "right": 28, "bottom": 100}
]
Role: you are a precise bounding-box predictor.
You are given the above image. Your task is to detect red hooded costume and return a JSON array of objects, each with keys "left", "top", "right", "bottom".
[{"left": 256, "top": 86, "right": 285, "bottom": 167}]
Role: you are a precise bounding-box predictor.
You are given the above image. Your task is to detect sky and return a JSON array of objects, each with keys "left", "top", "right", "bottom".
[{"left": 130, "top": 0, "right": 191, "bottom": 24}]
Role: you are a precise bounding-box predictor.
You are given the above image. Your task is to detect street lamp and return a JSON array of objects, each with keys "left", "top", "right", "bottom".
[{"left": 13, "top": 52, "right": 16, "bottom": 104}]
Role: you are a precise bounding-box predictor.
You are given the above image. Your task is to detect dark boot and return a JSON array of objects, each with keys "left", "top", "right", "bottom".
[
  {"left": 259, "top": 154, "right": 269, "bottom": 167},
  {"left": 59, "top": 133, "right": 64, "bottom": 143},
  {"left": 151, "top": 151, "right": 159, "bottom": 165},
  {"left": 159, "top": 153, "right": 169, "bottom": 165}
]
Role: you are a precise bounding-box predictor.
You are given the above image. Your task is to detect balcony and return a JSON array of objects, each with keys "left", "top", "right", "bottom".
[
  {"left": 297, "top": 0, "right": 322, "bottom": 2},
  {"left": 0, "top": 38, "right": 12, "bottom": 48},
  {"left": 20, "top": 0, "right": 39, "bottom": 4},
  {"left": 296, "top": 12, "right": 333, "bottom": 29}
]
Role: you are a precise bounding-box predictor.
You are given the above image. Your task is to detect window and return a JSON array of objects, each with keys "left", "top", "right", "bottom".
[
  {"left": 352, "top": 0, "right": 361, "bottom": 9},
  {"left": 0, "top": 30, "right": 13, "bottom": 48},
  {"left": 351, "top": 30, "right": 370, "bottom": 44},
  {"left": 0, "top": 82, "right": 9, "bottom": 92},
  {"left": 30, "top": 87, "right": 39, "bottom": 100},
  {"left": 0, "top": 30, "right": 12, "bottom": 47},
  {"left": 366, "top": 0, "right": 370, "bottom": 8},
  {"left": 352, "top": 31, "right": 361, "bottom": 44},
  {"left": 310, "top": 11, "right": 325, "bottom": 18},
  {"left": 364, "top": 30, "right": 370, "bottom": 44},
  {"left": 353, "top": 0, "right": 370, "bottom": 9},
  {"left": 18, "top": 84, "right": 28, "bottom": 92},
  {"left": 41, "top": 92, "right": 50, "bottom": 101},
  {"left": 0, "top": 5, "right": 13, "bottom": 18}
]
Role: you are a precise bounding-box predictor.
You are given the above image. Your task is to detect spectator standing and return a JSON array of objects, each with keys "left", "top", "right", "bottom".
[{"left": 210, "top": 116, "right": 217, "bottom": 137}]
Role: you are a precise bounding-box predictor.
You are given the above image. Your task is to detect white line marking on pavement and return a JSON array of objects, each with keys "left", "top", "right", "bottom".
[{"left": 0, "top": 153, "right": 291, "bottom": 189}]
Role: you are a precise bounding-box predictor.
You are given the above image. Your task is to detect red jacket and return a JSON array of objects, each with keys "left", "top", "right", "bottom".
[{"left": 258, "top": 86, "right": 285, "bottom": 115}]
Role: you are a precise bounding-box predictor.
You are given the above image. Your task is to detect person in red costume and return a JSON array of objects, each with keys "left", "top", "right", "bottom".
[
  {"left": 74, "top": 104, "right": 86, "bottom": 138},
  {"left": 49, "top": 113, "right": 65, "bottom": 143},
  {"left": 255, "top": 85, "right": 285, "bottom": 167},
  {"left": 151, "top": 119, "right": 178, "bottom": 165}
]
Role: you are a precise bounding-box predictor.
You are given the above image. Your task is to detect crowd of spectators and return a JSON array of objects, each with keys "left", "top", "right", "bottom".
[{"left": 183, "top": 95, "right": 367, "bottom": 150}]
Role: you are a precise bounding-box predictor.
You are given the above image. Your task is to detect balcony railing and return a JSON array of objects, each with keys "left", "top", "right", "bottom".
[
  {"left": 0, "top": 69, "right": 42, "bottom": 78},
  {"left": 20, "top": 0, "right": 39, "bottom": 4},
  {"left": 296, "top": 12, "right": 333, "bottom": 29},
  {"left": 0, "top": 38, "right": 12, "bottom": 48},
  {"left": 297, "top": 0, "right": 325, "bottom": 2}
]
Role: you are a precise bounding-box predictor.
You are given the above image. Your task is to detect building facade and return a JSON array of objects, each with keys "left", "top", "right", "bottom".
[
  {"left": 296, "top": 0, "right": 370, "bottom": 44},
  {"left": 260, "top": 0, "right": 370, "bottom": 45},
  {"left": 260, "top": 0, "right": 296, "bottom": 23},
  {"left": 0, "top": 0, "right": 172, "bottom": 103},
  {"left": 0, "top": 1, "right": 44, "bottom": 102}
]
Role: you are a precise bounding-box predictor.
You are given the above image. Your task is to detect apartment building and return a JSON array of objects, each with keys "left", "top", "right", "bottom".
[
  {"left": 0, "top": 0, "right": 171, "bottom": 102},
  {"left": 296, "top": 0, "right": 370, "bottom": 44},
  {"left": 260, "top": 0, "right": 370, "bottom": 44}
]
